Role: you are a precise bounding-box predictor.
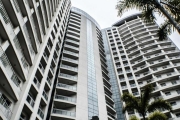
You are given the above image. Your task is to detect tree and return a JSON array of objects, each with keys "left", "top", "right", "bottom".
[
  {"left": 116, "top": 0, "right": 180, "bottom": 40},
  {"left": 121, "top": 84, "right": 172, "bottom": 120}
]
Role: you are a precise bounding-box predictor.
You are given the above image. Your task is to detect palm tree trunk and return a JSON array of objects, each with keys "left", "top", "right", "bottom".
[{"left": 155, "top": 0, "right": 180, "bottom": 34}]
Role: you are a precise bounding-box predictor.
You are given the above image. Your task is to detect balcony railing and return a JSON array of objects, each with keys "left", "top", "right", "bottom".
[
  {"left": 59, "top": 73, "right": 77, "bottom": 80},
  {"left": 106, "top": 101, "right": 114, "bottom": 108},
  {"left": 55, "top": 95, "right": 76, "bottom": 103},
  {"left": 0, "top": 47, "right": 21, "bottom": 91},
  {"left": 107, "top": 112, "right": 116, "bottom": 119},
  {"left": 66, "top": 39, "right": 79, "bottom": 45},
  {"left": 0, "top": 93, "right": 12, "bottom": 120},
  {"left": 61, "top": 64, "right": 78, "bottom": 71},
  {"left": 42, "top": 91, "right": 48, "bottom": 101},
  {"left": 62, "top": 57, "right": 78, "bottom": 63},
  {"left": 64, "top": 44, "right": 79, "bottom": 50},
  {"left": 26, "top": 94, "right": 35, "bottom": 107},
  {"left": 57, "top": 83, "right": 76, "bottom": 91},
  {"left": 38, "top": 108, "right": 44, "bottom": 119},
  {"left": 63, "top": 50, "right": 79, "bottom": 56},
  {"left": 52, "top": 108, "right": 76, "bottom": 117}
]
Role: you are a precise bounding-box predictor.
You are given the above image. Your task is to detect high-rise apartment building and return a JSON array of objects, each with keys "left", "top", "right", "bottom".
[
  {"left": 0, "top": 0, "right": 71, "bottom": 119},
  {"left": 0, "top": 0, "right": 180, "bottom": 120},
  {"left": 102, "top": 14, "right": 180, "bottom": 120}
]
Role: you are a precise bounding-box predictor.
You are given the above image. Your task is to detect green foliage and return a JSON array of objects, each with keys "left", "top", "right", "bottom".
[
  {"left": 116, "top": 0, "right": 180, "bottom": 40},
  {"left": 148, "top": 111, "right": 168, "bottom": 120},
  {"left": 121, "top": 84, "right": 172, "bottom": 120},
  {"left": 130, "top": 115, "right": 140, "bottom": 120}
]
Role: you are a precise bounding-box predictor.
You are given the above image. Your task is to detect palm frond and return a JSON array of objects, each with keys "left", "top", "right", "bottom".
[
  {"left": 141, "top": 84, "right": 153, "bottom": 113},
  {"left": 121, "top": 93, "right": 140, "bottom": 113},
  {"left": 116, "top": 0, "right": 145, "bottom": 16},
  {"left": 142, "top": 5, "right": 156, "bottom": 23},
  {"left": 147, "top": 99, "right": 172, "bottom": 112},
  {"left": 148, "top": 110, "right": 168, "bottom": 120},
  {"left": 129, "top": 115, "right": 140, "bottom": 120},
  {"left": 123, "top": 103, "right": 137, "bottom": 113},
  {"left": 157, "top": 21, "right": 171, "bottom": 40}
]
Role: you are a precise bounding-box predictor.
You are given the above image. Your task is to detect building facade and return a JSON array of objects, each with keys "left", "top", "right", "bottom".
[
  {"left": 0, "top": 0, "right": 180, "bottom": 120},
  {"left": 0, "top": 0, "right": 117, "bottom": 120},
  {"left": 102, "top": 14, "right": 180, "bottom": 120},
  {"left": 0, "top": 0, "right": 71, "bottom": 119}
]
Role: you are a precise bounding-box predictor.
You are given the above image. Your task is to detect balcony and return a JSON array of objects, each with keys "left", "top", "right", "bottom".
[
  {"left": 57, "top": 83, "right": 76, "bottom": 92},
  {"left": 26, "top": 94, "right": 35, "bottom": 108},
  {"left": 38, "top": 108, "right": 44, "bottom": 119},
  {"left": 64, "top": 44, "right": 79, "bottom": 51},
  {"left": 63, "top": 50, "right": 79, "bottom": 58},
  {"left": 65, "top": 39, "right": 79, "bottom": 46},
  {"left": 62, "top": 57, "right": 78, "bottom": 64},
  {"left": 59, "top": 73, "right": 77, "bottom": 84},
  {"left": 55, "top": 95, "right": 76, "bottom": 103},
  {"left": 0, "top": 93, "right": 12, "bottom": 120},
  {"left": 0, "top": 47, "right": 21, "bottom": 100},
  {"left": 52, "top": 109, "right": 76, "bottom": 119},
  {"left": 60, "top": 64, "right": 78, "bottom": 72},
  {"left": 107, "top": 112, "right": 116, "bottom": 120},
  {"left": 54, "top": 95, "right": 76, "bottom": 110}
]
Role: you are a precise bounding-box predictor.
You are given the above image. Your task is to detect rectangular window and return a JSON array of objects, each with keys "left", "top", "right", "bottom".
[{"left": 165, "top": 92, "right": 171, "bottom": 96}]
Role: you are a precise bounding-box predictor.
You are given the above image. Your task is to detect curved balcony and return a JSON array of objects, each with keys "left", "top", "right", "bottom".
[
  {"left": 54, "top": 95, "right": 76, "bottom": 109},
  {"left": 62, "top": 57, "right": 78, "bottom": 66},
  {"left": 63, "top": 50, "right": 79, "bottom": 59},
  {"left": 56, "top": 83, "right": 77, "bottom": 96},
  {"left": 58, "top": 73, "right": 77, "bottom": 84},
  {"left": 60, "top": 64, "right": 78, "bottom": 73},
  {"left": 64, "top": 44, "right": 79, "bottom": 52},
  {"left": 51, "top": 109, "right": 76, "bottom": 120}
]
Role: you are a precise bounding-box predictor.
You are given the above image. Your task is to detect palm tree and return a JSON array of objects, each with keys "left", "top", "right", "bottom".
[
  {"left": 121, "top": 84, "right": 172, "bottom": 120},
  {"left": 116, "top": 0, "right": 180, "bottom": 40}
]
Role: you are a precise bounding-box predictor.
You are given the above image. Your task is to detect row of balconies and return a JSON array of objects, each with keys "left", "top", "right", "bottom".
[{"left": 51, "top": 28, "right": 80, "bottom": 119}]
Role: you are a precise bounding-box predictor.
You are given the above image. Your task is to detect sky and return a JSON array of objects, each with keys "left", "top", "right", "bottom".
[{"left": 71, "top": 0, "right": 180, "bottom": 48}]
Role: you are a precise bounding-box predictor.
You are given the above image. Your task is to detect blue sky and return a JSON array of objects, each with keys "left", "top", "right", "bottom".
[{"left": 71, "top": 0, "right": 180, "bottom": 48}]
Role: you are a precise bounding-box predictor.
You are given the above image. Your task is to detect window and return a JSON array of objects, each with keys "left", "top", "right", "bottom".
[
  {"left": 176, "top": 89, "right": 180, "bottom": 94},
  {"left": 156, "top": 75, "right": 161, "bottom": 78},
  {"left": 176, "top": 113, "right": 180, "bottom": 118},
  {"left": 0, "top": 94, "right": 11, "bottom": 107},
  {"left": 160, "top": 83, "right": 166, "bottom": 87},
  {"left": 153, "top": 68, "right": 157, "bottom": 71},
  {"left": 138, "top": 82, "right": 143, "bottom": 85},
  {"left": 171, "top": 81, "right": 177, "bottom": 85},
  {"left": 170, "top": 101, "right": 176, "bottom": 106},
  {"left": 165, "top": 92, "right": 171, "bottom": 96}
]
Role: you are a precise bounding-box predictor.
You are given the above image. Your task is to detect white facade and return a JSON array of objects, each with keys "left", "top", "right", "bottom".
[
  {"left": 0, "top": 0, "right": 71, "bottom": 119},
  {"left": 103, "top": 14, "right": 180, "bottom": 120}
]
